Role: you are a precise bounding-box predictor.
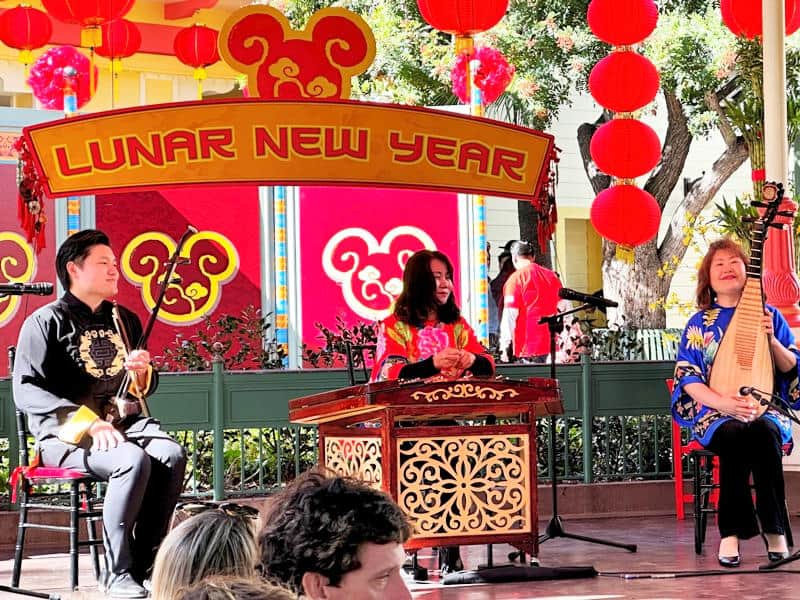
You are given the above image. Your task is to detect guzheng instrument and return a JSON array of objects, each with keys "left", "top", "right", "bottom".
[{"left": 708, "top": 182, "right": 787, "bottom": 416}]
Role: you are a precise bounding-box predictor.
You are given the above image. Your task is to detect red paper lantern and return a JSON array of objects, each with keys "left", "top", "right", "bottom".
[
  {"left": 417, "top": 0, "right": 509, "bottom": 35},
  {"left": 590, "top": 119, "right": 661, "bottom": 178},
  {"left": 0, "top": 5, "right": 53, "bottom": 66},
  {"left": 720, "top": 0, "right": 800, "bottom": 39},
  {"left": 174, "top": 24, "right": 220, "bottom": 98},
  {"left": 174, "top": 24, "right": 220, "bottom": 71},
  {"left": 42, "top": 0, "right": 135, "bottom": 47},
  {"left": 96, "top": 19, "right": 141, "bottom": 60},
  {"left": 589, "top": 51, "right": 660, "bottom": 113},
  {"left": 587, "top": 0, "right": 658, "bottom": 46},
  {"left": 591, "top": 185, "right": 660, "bottom": 247}
]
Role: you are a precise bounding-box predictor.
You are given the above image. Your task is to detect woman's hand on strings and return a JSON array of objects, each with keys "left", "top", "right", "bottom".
[{"left": 124, "top": 349, "right": 151, "bottom": 374}]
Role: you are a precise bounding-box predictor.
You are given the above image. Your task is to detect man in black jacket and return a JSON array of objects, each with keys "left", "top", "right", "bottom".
[{"left": 13, "top": 229, "right": 186, "bottom": 598}]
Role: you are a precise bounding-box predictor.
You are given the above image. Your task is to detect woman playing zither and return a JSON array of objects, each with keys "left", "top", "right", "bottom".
[
  {"left": 671, "top": 238, "right": 800, "bottom": 568},
  {"left": 371, "top": 249, "right": 495, "bottom": 574}
]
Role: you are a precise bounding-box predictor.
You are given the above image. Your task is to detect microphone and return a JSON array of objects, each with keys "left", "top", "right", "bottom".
[
  {"left": 739, "top": 386, "right": 755, "bottom": 396},
  {"left": 558, "top": 287, "right": 618, "bottom": 308},
  {"left": 0, "top": 282, "right": 54, "bottom": 296}
]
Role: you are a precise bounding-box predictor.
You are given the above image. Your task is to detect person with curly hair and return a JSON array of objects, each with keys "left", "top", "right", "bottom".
[{"left": 257, "top": 470, "right": 412, "bottom": 600}]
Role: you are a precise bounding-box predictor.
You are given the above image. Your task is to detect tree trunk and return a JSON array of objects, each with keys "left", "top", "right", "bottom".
[
  {"left": 517, "top": 200, "right": 553, "bottom": 269},
  {"left": 577, "top": 91, "right": 749, "bottom": 328}
]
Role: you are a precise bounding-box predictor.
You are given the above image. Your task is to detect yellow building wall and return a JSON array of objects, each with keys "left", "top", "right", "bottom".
[{"left": 553, "top": 206, "right": 602, "bottom": 293}]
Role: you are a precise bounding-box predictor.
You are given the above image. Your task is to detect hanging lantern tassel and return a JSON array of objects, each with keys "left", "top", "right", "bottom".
[
  {"left": 111, "top": 58, "right": 122, "bottom": 104},
  {"left": 616, "top": 245, "right": 635, "bottom": 263},
  {"left": 194, "top": 66, "right": 207, "bottom": 100}
]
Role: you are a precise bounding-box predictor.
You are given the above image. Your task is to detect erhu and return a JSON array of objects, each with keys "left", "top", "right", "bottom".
[
  {"left": 707, "top": 182, "right": 790, "bottom": 416},
  {"left": 109, "top": 225, "right": 197, "bottom": 423}
]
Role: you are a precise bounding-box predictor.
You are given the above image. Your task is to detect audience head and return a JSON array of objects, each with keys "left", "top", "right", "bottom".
[
  {"left": 695, "top": 237, "right": 748, "bottom": 310},
  {"left": 393, "top": 249, "right": 460, "bottom": 327},
  {"left": 175, "top": 576, "right": 296, "bottom": 600},
  {"left": 151, "top": 504, "right": 259, "bottom": 600},
  {"left": 509, "top": 240, "right": 535, "bottom": 269},
  {"left": 258, "top": 470, "right": 412, "bottom": 600}
]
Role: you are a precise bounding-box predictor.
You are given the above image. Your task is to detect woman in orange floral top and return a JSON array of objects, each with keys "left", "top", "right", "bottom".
[
  {"left": 671, "top": 238, "right": 800, "bottom": 568},
  {"left": 370, "top": 249, "right": 494, "bottom": 575},
  {"left": 371, "top": 249, "right": 495, "bottom": 382}
]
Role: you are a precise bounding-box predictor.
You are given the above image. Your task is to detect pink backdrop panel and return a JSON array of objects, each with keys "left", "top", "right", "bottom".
[
  {"left": 299, "top": 186, "right": 461, "bottom": 353},
  {"left": 96, "top": 185, "right": 261, "bottom": 361},
  {"left": 0, "top": 163, "right": 57, "bottom": 376}
]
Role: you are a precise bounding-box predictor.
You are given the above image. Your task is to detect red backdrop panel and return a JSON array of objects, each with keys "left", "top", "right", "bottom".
[
  {"left": 298, "top": 186, "right": 461, "bottom": 353},
  {"left": 0, "top": 163, "right": 57, "bottom": 377},
  {"left": 96, "top": 185, "right": 261, "bottom": 361}
]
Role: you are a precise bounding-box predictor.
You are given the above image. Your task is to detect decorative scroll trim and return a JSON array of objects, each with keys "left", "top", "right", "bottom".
[{"left": 411, "top": 383, "right": 519, "bottom": 403}]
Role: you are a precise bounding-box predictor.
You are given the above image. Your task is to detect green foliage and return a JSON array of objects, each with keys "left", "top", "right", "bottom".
[
  {"left": 154, "top": 305, "right": 285, "bottom": 372},
  {"left": 302, "top": 315, "right": 378, "bottom": 368}
]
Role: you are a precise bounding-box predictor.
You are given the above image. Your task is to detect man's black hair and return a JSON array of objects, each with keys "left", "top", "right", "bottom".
[{"left": 55, "top": 229, "right": 111, "bottom": 291}]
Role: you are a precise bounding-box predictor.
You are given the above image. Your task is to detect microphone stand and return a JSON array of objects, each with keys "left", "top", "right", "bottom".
[{"left": 537, "top": 303, "right": 637, "bottom": 552}]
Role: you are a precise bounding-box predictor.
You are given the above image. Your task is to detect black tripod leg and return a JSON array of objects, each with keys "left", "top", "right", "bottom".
[
  {"left": 0, "top": 585, "right": 59, "bottom": 599},
  {"left": 536, "top": 313, "right": 637, "bottom": 553},
  {"left": 538, "top": 516, "right": 637, "bottom": 552}
]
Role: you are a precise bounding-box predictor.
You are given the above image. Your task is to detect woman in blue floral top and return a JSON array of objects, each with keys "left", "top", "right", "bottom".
[{"left": 672, "top": 238, "right": 800, "bottom": 567}]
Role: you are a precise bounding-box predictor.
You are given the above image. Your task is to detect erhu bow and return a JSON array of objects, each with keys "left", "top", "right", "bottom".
[{"left": 109, "top": 225, "right": 197, "bottom": 422}]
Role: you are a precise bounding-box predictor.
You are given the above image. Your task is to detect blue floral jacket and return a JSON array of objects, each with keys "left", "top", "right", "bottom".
[{"left": 671, "top": 303, "right": 800, "bottom": 447}]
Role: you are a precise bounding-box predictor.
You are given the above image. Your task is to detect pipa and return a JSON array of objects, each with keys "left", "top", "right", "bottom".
[{"left": 708, "top": 182, "right": 786, "bottom": 415}]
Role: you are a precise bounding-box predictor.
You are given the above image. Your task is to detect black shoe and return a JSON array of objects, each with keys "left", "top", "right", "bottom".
[
  {"left": 438, "top": 546, "right": 463, "bottom": 573},
  {"left": 768, "top": 551, "right": 790, "bottom": 562},
  {"left": 105, "top": 572, "right": 148, "bottom": 598},
  {"left": 718, "top": 554, "right": 741, "bottom": 568}
]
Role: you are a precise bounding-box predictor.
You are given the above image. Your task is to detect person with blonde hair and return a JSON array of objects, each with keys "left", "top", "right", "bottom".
[
  {"left": 175, "top": 576, "right": 297, "bottom": 600},
  {"left": 151, "top": 504, "right": 259, "bottom": 600}
]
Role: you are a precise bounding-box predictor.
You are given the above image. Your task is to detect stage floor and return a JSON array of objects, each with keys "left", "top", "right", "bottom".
[{"left": 2, "top": 515, "right": 799, "bottom": 599}]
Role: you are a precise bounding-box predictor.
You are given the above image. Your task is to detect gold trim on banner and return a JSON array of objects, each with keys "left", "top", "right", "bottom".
[
  {"left": 410, "top": 383, "right": 519, "bottom": 404},
  {"left": 325, "top": 437, "right": 382, "bottom": 488},
  {"left": 397, "top": 434, "right": 530, "bottom": 537}
]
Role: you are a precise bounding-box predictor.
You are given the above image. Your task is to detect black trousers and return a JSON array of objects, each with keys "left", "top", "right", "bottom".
[
  {"left": 706, "top": 418, "right": 785, "bottom": 539},
  {"left": 39, "top": 417, "right": 187, "bottom": 580}
]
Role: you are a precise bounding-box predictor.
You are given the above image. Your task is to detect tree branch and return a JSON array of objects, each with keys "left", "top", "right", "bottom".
[
  {"left": 577, "top": 111, "right": 612, "bottom": 195},
  {"left": 705, "top": 90, "right": 737, "bottom": 146},
  {"left": 660, "top": 137, "right": 749, "bottom": 262},
  {"left": 643, "top": 91, "right": 692, "bottom": 208}
]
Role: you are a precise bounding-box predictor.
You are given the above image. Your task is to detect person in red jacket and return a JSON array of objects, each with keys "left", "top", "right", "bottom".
[{"left": 498, "top": 240, "right": 561, "bottom": 363}]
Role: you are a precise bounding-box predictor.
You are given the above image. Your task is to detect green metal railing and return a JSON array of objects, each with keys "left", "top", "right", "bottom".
[{"left": 0, "top": 354, "right": 676, "bottom": 500}]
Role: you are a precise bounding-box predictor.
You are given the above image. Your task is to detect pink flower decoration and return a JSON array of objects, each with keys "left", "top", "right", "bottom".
[
  {"left": 416, "top": 326, "right": 449, "bottom": 359},
  {"left": 451, "top": 46, "right": 515, "bottom": 105}
]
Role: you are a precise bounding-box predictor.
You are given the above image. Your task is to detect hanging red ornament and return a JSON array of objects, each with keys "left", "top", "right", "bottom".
[
  {"left": 96, "top": 18, "right": 141, "bottom": 61},
  {"left": 96, "top": 19, "right": 141, "bottom": 104},
  {"left": 27, "top": 46, "right": 97, "bottom": 111},
  {"left": 589, "top": 51, "right": 660, "bottom": 113},
  {"left": 13, "top": 137, "right": 47, "bottom": 253},
  {"left": 0, "top": 5, "right": 53, "bottom": 68},
  {"left": 417, "top": 0, "right": 508, "bottom": 54},
  {"left": 174, "top": 24, "right": 220, "bottom": 99},
  {"left": 41, "top": 0, "right": 135, "bottom": 48},
  {"left": 590, "top": 119, "right": 662, "bottom": 178},
  {"left": 720, "top": 0, "right": 800, "bottom": 39},
  {"left": 590, "top": 185, "right": 660, "bottom": 248},
  {"left": 451, "top": 46, "right": 515, "bottom": 104},
  {"left": 587, "top": 0, "right": 659, "bottom": 46}
]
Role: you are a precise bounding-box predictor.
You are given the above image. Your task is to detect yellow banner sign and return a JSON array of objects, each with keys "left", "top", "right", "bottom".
[{"left": 24, "top": 99, "right": 554, "bottom": 200}]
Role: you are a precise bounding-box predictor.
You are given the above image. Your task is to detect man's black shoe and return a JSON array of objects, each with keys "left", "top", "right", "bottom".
[{"left": 104, "top": 571, "right": 148, "bottom": 598}]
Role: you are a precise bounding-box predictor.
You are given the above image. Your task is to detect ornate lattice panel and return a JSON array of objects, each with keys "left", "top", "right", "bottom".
[
  {"left": 397, "top": 434, "right": 530, "bottom": 537},
  {"left": 324, "top": 437, "right": 382, "bottom": 487}
]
